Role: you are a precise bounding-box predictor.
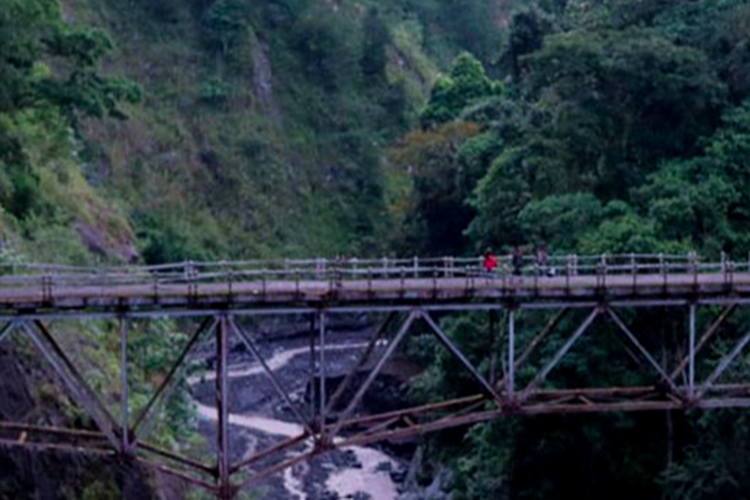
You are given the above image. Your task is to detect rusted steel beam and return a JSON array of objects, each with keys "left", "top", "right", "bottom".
[
  {"left": 33, "top": 320, "right": 120, "bottom": 429},
  {"left": 229, "top": 317, "right": 315, "bottom": 437},
  {"left": 0, "top": 421, "right": 105, "bottom": 439},
  {"left": 22, "top": 322, "right": 120, "bottom": 450},
  {"left": 325, "top": 312, "right": 397, "bottom": 416},
  {"left": 131, "top": 316, "right": 216, "bottom": 440},
  {"left": 339, "top": 383, "right": 742, "bottom": 435},
  {"left": 421, "top": 311, "right": 504, "bottom": 406},
  {"left": 670, "top": 303, "right": 737, "bottom": 380},
  {"left": 0, "top": 438, "right": 114, "bottom": 455},
  {"left": 237, "top": 448, "right": 318, "bottom": 491},
  {"left": 356, "top": 416, "right": 403, "bottom": 437},
  {"left": 337, "top": 387, "right": 658, "bottom": 433},
  {"left": 520, "top": 308, "right": 601, "bottom": 397},
  {"left": 230, "top": 434, "right": 309, "bottom": 475},
  {"left": 137, "top": 441, "right": 215, "bottom": 475},
  {"left": 336, "top": 394, "right": 484, "bottom": 429},
  {"left": 327, "top": 311, "right": 419, "bottom": 439},
  {"left": 529, "top": 386, "right": 658, "bottom": 399},
  {"left": 340, "top": 398, "right": 725, "bottom": 449}
]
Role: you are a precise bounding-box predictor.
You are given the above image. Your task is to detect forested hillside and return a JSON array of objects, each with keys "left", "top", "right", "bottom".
[{"left": 1, "top": 0, "right": 506, "bottom": 265}]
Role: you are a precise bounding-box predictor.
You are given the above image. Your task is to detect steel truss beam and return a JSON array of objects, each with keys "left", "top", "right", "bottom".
[
  {"left": 228, "top": 317, "right": 314, "bottom": 436},
  {"left": 325, "top": 313, "right": 396, "bottom": 416},
  {"left": 6, "top": 299, "right": 750, "bottom": 500},
  {"left": 327, "top": 311, "right": 419, "bottom": 440},
  {"left": 21, "top": 321, "right": 121, "bottom": 450},
  {"left": 671, "top": 303, "right": 736, "bottom": 381},
  {"left": 0, "top": 322, "right": 15, "bottom": 346},
  {"left": 216, "top": 316, "right": 233, "bottom": 499},
  {"left": 420, "top": 311, "right": 504, "bottom": 406},
  {"left": 131, "top": 317, "right": 217, "bottom": 441},
  {"left": 605, "top": 308, "right": 678, "bottom": 392},
  {"left": 697, "top": 326, "right": 750, "bottom": 398},
  {"left": 520, "top": 308, "right": 601, "bottom": 398},
  {"left": 500, "top": 308, "right": 569, "bottom": 388},
  {"left": 7, "top": 297, "right": 750, "bottom": 322}
]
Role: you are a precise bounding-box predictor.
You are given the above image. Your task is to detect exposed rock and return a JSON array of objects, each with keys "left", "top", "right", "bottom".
[{"left": 0, "top": 346, "right": 157, "bottom": 499}]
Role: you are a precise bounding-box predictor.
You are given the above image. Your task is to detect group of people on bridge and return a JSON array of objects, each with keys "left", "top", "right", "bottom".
[{"left": 483, "top": 245, "right": 551, "bottom": 276}]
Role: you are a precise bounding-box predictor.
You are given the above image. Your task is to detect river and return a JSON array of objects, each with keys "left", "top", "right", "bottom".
[{"left": 189, "top": 337, "right": 403, "bottom": 499}]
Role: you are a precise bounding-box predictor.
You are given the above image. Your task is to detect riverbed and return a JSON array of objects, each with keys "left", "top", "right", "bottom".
[{"left": 189, "top": 327, "right": 407, "bottom": 499}]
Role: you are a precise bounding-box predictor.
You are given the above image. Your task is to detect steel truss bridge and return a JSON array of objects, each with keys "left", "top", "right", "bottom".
[{"left": 1, "top": 253, "right": 750, "bottom": 498}]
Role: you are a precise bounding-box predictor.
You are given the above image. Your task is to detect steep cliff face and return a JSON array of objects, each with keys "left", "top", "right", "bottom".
[{"left": 0, "top": 345, "right": 158, "bottom": 500}]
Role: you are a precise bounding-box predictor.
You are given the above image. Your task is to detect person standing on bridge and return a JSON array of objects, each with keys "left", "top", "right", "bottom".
[
  {"left": 536, "top": 244, "right": 549, "bottom": 276},
  {"left": 513, "top": 245, "right": 523, "bottom": 276},
  {"left": 484, "top": 249, "right": 498, "bottom": 275}
]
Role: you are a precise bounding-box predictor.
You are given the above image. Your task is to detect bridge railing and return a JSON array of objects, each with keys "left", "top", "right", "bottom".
[{"left": 0, "top": 253, "right": 746, "bottom": 295}]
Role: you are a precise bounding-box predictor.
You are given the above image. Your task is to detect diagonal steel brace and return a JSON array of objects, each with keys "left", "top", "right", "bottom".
[
  {"left": 671, "top": 303, "right": 737, "bottom": 381},
  {"left": 606, "top": 308, "right": 677, "bottom": 392},
  {"left": 325, "top": 312, "right": 397, "bottom": 416},
  {"left": 228, "top": 316, "right": 315, "bottom": 437},
  {"left": 21, "top": 322, "right": 121, "bottom": 450},
  {"left": 131, "top": 316, "right": 217, "bottom": 441},
  {"left": 520, "top": 308, "right": 600, "bottom": 398},
  {"left": 496, "top": 308, "right": 569, "bottom": 391},
  {"left": 327, "top": 311, "right": 419, "bottom": 440},
  {"left": 421, "top": 311, "right": 504, "bottom": 406},
  {"left": 697, "top": 327, "right": 750, "bottom": 399},
  {"left": 0, "top": 322, "right": 16, "bottom": 347}
]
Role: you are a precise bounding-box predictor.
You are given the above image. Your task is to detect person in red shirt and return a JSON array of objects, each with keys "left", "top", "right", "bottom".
[{"left": 484, "top": 249, "right": 498, "bottom": 274}]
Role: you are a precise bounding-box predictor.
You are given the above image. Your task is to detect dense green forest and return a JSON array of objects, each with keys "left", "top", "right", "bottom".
[
  {"left": 388, "top": 1, "right": 750, "bottom": 499},
  {"left": 3, "top": 0, "right": 750, "bottom": 498}
]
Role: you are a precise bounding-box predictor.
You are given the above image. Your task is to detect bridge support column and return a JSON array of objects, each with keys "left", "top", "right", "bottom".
[
  {"left": 120, "top": 317, "right": 130, "bottom": 453},
  {"left": 489, "top": 310, "right": 499, "bottom": 384},
  {"left": 216, "top": 315, "right": 232, "bottom": 499},
  {"left": 309, "top": 314, "right": 316, "bottom": 424},
  {"left": 319, "top": 310, "right": 327, "bottom": 441}
]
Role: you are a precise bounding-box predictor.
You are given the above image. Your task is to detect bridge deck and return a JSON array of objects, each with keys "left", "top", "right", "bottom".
[{"left": 0, "top": 271, "right": 748, "bottom": 316}]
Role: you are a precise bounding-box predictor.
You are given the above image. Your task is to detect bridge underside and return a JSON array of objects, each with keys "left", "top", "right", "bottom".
[{"left": 1, "top": 276, "right": 750, "bottom": 497}]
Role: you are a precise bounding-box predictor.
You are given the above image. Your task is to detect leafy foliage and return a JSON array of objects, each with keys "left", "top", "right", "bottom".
[{"left": 390, "top": 1, "right": 750, "bottom": 498}]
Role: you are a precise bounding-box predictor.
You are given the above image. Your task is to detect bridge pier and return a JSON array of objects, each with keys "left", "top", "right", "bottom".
[
  {"left": 120, "top": 317, "right": 130, "bottom": 454},
  {"left": 216, "top": 315, "right": 233, "bottom": 500}
]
